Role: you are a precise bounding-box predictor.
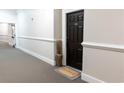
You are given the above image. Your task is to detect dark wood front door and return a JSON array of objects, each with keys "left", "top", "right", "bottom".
[{"left": 66, "top": 10, "right": 84, "bottom": 70}]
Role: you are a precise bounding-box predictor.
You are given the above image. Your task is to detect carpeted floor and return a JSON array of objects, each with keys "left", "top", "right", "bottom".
[{"left": 0, "top": 41, "right": 86, "bottom": 83}]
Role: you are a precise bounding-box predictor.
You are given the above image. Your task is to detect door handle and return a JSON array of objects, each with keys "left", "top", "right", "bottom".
[{"left": 77, "top": 49, "right": 82, "bottom": 51}]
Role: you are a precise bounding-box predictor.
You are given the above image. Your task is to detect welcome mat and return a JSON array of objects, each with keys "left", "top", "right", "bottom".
[{"left": 55, "top": 66, "right": 81, "bottom": 80}]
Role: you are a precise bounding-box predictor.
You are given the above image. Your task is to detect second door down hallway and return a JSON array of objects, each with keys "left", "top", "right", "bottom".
[{"left": 0, "top": 9, "right": 124, "bottom": 83}]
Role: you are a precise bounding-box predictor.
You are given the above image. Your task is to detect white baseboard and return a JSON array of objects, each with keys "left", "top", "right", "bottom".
[
  {"left": 81, "top": 73, "right": 106, "bottom": 83},
  {"left": 17, "top": 46, "right": 55, "bottom": 66}
]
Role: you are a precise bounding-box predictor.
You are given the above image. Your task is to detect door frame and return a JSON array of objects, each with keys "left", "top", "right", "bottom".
[
  {"left": 8, "top": 23, "right": 16, "bottom": 47},
  {"left": 0, "top": 22, "right": 16, "bottom": 45},
  {"left": 62, "top": 9, "right": 84, "bottom": 70}
]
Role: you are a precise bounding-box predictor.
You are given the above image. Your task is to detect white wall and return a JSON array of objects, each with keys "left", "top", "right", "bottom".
[
  {"left": 0, "top": 10, "right": 17, "bottom": 43},
  {"left": 0, "top": 23, "right": 9, "bottom": 42},
  {"left": 16, "top": 9, "right": 55, "bottom": 65},
  {"left": 0, "top": 23, "right": 8, "bottom": 35},
  {"left": 82, "top": 9, "right": 124, "bottom": 83},
  {"left": 0, "top": 10, "right": 17, "bottom": 23}
]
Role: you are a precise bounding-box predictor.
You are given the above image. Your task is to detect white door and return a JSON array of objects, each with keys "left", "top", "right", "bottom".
[{"left": 8, "top": 24, "right": 16, "bottom": 47}]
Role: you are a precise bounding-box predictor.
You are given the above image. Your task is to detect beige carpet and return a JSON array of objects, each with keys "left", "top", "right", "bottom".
[
  {"left": 0, "top": 41, "right": 86, "bottom": 83},
  {"left": 55, "top": 67, "right": 81, "bottom": 80}
]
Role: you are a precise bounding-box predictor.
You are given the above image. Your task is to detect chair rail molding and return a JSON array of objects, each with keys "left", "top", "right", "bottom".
[
  {"left": 16, "top": 36, "right": 55, "bottom": 42},
  {"left": 82, "top": 42, "right": 124, "bottom": 53}
]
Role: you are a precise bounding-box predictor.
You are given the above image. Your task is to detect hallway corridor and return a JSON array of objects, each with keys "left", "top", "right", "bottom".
[{"left": 0, "top": 42, "right": 85, "bottom": 83}]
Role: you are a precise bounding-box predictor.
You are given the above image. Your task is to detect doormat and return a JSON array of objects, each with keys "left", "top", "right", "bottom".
[{"left": 55, "top": 66, "right": 81, "bottom": 80}]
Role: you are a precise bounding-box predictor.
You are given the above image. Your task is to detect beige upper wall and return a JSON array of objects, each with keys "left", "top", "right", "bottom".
[
  {"left": 54, "top": 9, "right": 62, "bottom": 40},
  {"left": 84, "top": 9, "right": 124, "bottom": 45}
]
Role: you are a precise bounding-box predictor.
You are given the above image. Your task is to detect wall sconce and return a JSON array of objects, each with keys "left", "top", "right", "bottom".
[{"left": 31, "top": 17, "right": 34, "bottom": 21}]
